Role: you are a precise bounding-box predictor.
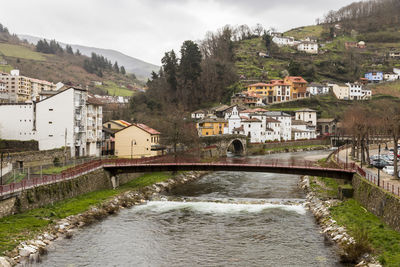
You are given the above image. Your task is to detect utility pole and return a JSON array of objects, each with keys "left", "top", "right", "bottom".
[{"left": 64, "top": 128, "right": 67, "bottom": 164}]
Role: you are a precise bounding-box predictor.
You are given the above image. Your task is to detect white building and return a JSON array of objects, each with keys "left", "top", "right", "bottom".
[
  {"left": 294, "top": 108, "right": 317, "bottom": 127},
  {"left": 266, "top": 117, "right": 281, "bottom": 141},
  {"left": 191, "top": 109, "right": 207, "bottom": 120},
  {"left": 297, "top": 42, "right": 318, "bottom": 54},
  {"left": 242, "top": 117, "right": 263, "bottom": 143},
  {"left": 227, "top": 107, "right": 242, "bottom": 134},
  {"left": 272, "top": 36, "right": 297, "bottom": 47},
  {"left": 330, "top": 83, "right": 349, "bottom": 100},
  {"left": 0, "top": 103, "right": 36, "bottom": 140},
  {"left": 346, "top": 83, "right": 372, "bottom": 100},
  {"left": 291, "top": 120, "right": 316, "bottom": 140},
  {"left": 383, "top": 73, "right": 399, "bottom": 81},
  {"left": 307, "top": 83, "right": 330, "bottom": 95},
  {"left": 266, "top": 111, "right": 292, "bottom": 141},
  {"left": 0, "top": 87, "right": 102, "bottom": 157}
]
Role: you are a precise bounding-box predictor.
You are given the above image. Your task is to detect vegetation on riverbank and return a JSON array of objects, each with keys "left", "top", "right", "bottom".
[
  {"left": 310, "top": 157, "right": 400, "bottom": 266},
  {"left": 331, "top": 200, "right": 400, "bottom": 266},
  {"left": 0, "top": 172, "right": 172, "bottom": 256}
]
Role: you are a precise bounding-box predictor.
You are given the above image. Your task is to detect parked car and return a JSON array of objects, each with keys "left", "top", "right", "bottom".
[
  {"left": 371, "top": 159, "right": 389, "bottom": 169},
  {"left": 383, "top": 166, "right": 395, "bottom": 175}
]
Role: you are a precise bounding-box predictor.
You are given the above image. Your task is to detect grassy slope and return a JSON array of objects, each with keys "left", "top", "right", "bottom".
[
  {"left": 0, "top": 172, "right": 172, "bottom": 255},
  {"left": 331, "top": 199, "right": 400, "bottom": 266},
  {"left": 370, "top": 80, "right": 400, "bottom": 98},
  {"left": 283, "top": 25, "right": 325, "bottom": 39},
  {"left": 96, "top": 81, "right": 135, "bottom": 97},
  {"left": 0, "top": 43, "right": 45, "bottom": 61},
  {"left": 312, "top": 172, "right": 400, "bottom": 266}
]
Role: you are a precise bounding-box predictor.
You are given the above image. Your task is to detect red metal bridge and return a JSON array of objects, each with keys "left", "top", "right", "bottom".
[{"left": 0, "top": 155, "right": 356, "bottom": 197}]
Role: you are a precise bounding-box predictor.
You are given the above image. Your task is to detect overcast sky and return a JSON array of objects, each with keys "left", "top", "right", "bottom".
[{"left": 0, "top": 0, "right": 356, "bottom": 65}]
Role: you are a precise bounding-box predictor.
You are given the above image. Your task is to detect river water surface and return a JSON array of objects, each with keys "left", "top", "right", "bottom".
[{"left": 36, "top": 150, "right": 343, "bottom": 267}]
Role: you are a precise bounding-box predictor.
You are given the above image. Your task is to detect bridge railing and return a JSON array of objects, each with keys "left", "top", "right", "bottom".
[
  {"left": 0, "top": 153, "right": 356, "bottom": 197},
  {"left": 334, "top": 144, "right": 400, "bottom": 197}
]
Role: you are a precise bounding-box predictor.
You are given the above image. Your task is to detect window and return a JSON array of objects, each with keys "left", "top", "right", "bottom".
[
  {"left": 49, "top": 121, "right": 53, "bottom": 124},
  {"left": 49, "top": 108, "right": 53, "bottom": 111},
  {"left": 49, "top": 134, "right": 53, "bottom": 137}
]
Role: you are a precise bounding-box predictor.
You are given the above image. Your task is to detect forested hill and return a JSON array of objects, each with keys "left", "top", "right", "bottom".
[
  {"left": 0, "top": 23, "right": 144, "bottom": 96},
  {"left": 323, "top": 0, "right": 400, "bottom": 34},
  {"left": 19, "top": 34, "right": 159, "bottom": 80}
]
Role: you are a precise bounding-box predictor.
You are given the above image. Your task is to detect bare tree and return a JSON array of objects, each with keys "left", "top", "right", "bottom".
[{"left": 252, "top": 23, "right": 264, "bottom": 36}]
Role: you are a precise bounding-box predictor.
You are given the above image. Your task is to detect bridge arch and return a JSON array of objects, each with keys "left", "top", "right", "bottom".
[
  {"left": 227, "top": 138, "right": 245, "bottom": 155},
  {"left": 200, "top": 134, "right": 247, "bottom": 157}
]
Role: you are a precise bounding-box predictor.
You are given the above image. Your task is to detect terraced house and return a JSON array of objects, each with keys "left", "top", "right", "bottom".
[{"left": 246, "top": 80, "right": 291, "bottom": 104}]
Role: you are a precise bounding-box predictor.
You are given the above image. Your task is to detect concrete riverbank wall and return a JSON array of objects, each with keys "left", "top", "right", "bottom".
[
  {"left": 352, "top": 174, "right": 400, "bottom": 232},
  {"left": 0, "top": 169, "right": 142, "bottom": 218}
]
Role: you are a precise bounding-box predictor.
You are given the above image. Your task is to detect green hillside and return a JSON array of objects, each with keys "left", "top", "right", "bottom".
[
  {"left": 234, "top": 24, "right": 400, "bottom": 85},
  {"left": 0, "top": 43, "right": 45, "bottom": 61},
  {"left": 283, "top": 25, "right": 324, "bottom": 39}
]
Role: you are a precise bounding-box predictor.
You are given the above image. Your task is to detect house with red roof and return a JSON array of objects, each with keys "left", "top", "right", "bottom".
[
  {"left": 114, "top": 123, "right": 163, "bottom": 158},
  {"left": 283, "top": 76, "right": 309, "bottom": 99}
]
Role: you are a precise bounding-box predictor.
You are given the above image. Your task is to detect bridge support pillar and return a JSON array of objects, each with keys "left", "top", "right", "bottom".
[{"left": 111, "top": 175, "right": 119, "bottom": 189}]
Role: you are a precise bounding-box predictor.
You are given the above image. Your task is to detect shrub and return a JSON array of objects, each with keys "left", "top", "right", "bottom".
[
  {"left": 53, "top": 157, "right": 61, "bottom": 167},
  {"left": 340, "top": 227, "right": 373, "bottom": 263}
]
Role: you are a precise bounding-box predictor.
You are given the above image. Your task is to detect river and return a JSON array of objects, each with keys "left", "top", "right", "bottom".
[{"left": 34, "top": 150, "right": 343, "bottom": 267}]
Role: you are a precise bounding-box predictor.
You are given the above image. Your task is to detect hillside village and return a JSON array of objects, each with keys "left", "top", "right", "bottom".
[{"left": 2, "top": 0, "right": 400, "bottom": 266}]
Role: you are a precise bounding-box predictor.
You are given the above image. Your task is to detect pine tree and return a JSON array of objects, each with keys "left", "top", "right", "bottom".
[
  {"left": 113, "top": 61, "right": 119, "bottom": 73},
  {"left": 66, "top": 45, "right": 74, "bottom": 54},
  {"left": 75, "top": 49, "right": 81, "bottom": 56},
  {"left": 161, "top": 50, "right": 178, "bottom": 92},
  {"left": 120, "top": 66, "right": 126, "bottom": 75}
]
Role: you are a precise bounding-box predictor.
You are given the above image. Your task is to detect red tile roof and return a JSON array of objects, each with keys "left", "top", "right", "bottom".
[
  {"left": 134, "top": 123, "right": 161, "bottom": 135},
  {"left": 248, "top": 82, "right": 273, "bottom": 87},
  {"left": 286, "top": 76, "right": 307, "bottom": 83},
  {"left": 113, "top": 120, "right": 132, "bottom": 127}
]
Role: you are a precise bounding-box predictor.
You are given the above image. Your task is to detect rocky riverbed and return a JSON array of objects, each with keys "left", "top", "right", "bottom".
[
  {"left": 299, "top": 176, "right": 382, "bottom": 267},
  {"left": 0, "top": 171, "right": 207, "bottom": 267}
]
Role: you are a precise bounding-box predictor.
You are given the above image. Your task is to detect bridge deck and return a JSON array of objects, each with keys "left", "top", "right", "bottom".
[{"left": 104, "top": 162, "right": 355, "bottom": 180}]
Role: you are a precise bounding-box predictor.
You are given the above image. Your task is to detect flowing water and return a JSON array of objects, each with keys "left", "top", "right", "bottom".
[{"left": 35, "top": 150, "right": 343, "bottom": 267}]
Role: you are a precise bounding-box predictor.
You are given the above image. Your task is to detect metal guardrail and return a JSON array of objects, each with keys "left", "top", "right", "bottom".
[{"left": 334, "top": 145, "right": 400, "bottom": 197}]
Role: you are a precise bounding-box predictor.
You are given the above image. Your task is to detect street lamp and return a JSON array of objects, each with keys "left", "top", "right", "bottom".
[
  {"left": 0, "top": 152, "right": 10, "bottom": 186},
  {"left": 130, "top": 139, "right": 136, "bottom": 159},
  {"left": 378, "top": 144, "right": 381, "bottom": 187},
  {"left": 346, "top": 139, "right": 348, "bottom": 169}
]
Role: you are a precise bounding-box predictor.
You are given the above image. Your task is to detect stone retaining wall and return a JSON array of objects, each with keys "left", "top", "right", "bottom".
[
  {"left": 5, "top": 148, "right": 71, "bottom": 168},
  {"left": 0, "top": 169, "right": 143, "bottom": 218},
  {"left": 0, "top": 140, "right": 38, "bottom": 153},
  {"left": 249, "top": 138, "right": 330, "bottom": 151},
  {"left": 352, "top": 174, "right": 400, "bottom": 232}
]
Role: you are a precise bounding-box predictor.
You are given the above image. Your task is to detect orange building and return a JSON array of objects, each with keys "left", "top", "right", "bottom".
[{"left": 284, "top": 76, "right": 308, "bottom": 99}]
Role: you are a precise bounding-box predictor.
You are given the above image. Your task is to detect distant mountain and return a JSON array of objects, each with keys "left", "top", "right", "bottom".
[{"left": 18, "top": 34, "right": 159, "bottom": 79}]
